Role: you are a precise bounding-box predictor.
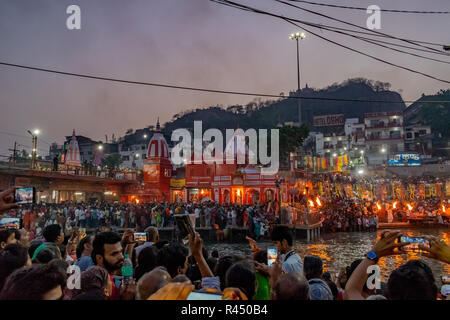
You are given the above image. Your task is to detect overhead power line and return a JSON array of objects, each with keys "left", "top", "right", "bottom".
[
  {"left": 211, "top": 1, "right": 450, "bottom": 84},
  {"left": 274, "top": 0, "right": 445, "bottom": 53},
  {"left": 300, "top": 21, "right": 450, "bottom": 65},
  {"left": 283, "top": 20, "right": 448, "bottom": 48},
  {"left": 212, "top": 0, "right": 448, "bottom": 48},
  {"left": 288, "top": 0, "right": 450, "bottom": 14},
  {"left": 0, "top": 60, "right": 449, "bottom": 103}
]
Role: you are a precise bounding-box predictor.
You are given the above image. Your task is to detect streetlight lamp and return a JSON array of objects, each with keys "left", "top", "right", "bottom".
[
  {"left": 289, "top": 31, "right": 306, "bottom": 126},
  {"left": 98, "top": 145, "right": 103, "bottom": 151},
  {"left": 289, "top": 32, "right": 306, "bottom": 91},
  {"left": 27, "top": 129, "right": 39, "bottom": 169}
]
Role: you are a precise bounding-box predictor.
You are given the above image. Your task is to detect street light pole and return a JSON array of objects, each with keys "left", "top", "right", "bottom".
[
  {"left": 27, "top": 129, "right": 39, "bottom": 170},
  {"left": 296, "top": 37, "right": 300, "bottom": 92},
  {"left": 290, "top": 31, "right": 306, "bottom": 126}
]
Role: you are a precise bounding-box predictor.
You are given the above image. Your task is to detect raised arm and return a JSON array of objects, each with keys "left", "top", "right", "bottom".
[
  {"left": 344, "top": 230, "right": 408, "bottom": 300},
  {"left": 189, "top": 232, "right": 214, "bottom": 278}
]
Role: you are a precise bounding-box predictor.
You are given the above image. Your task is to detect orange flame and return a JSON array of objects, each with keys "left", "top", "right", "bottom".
[
  {"left": 308, "top": 200, "right": 315, "bottom": 207},
  {"left": 393, "top": 201, "right": 398, "bottom": 209},
  {"left": 136, "top": 199, "right": 140, "bottom": 204},
  {"left": 407, "top": 203, "right": 413, "bottom": 211},
  {"left": 316, "top": 197, "right": 322, "bottom": 207},
  {"left": 376, "top": 202, "right": 381, "bottom": 210},
  {"left": 443, "top": 205, "right": 446, "bottom": 213}
]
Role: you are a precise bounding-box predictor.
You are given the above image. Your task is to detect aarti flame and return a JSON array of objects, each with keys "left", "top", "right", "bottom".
[
  {"left": 376, "top": 202, "right": 381, "bottom": 210},
  {"left": 308, "top": 200, "right": 315, "bottom": 207},
  {"left": 443, "top": 205, "right": 446, "bottom": 213},
  {"left": 407, "top": 203, "right": 413, "bottom": 211},
  {"left": 393, "top": 201, "right": 398, "bottom": 209},
  {"left": 316, "top": 196, "right": 322, "bottom": 207}
]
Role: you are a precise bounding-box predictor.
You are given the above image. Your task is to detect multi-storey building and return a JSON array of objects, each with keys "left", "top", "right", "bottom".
[
  {"left": 405, "top": 125, "right": 432, "bottom": 155},
  {"left": 118, "top": 128, "right": 153, "bottom": 169},
  {"left": 363, "top": 111, "right": 405, "bottom": 165}
]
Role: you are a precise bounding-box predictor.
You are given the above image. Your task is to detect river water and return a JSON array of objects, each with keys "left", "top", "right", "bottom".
[{"left": 207, "top": 228, "right": 450, "bottom": 285}]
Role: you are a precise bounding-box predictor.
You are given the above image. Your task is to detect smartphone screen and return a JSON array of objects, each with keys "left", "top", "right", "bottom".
[
  {"left": 267, "top": 247, "right": 278, "bottom": 267},
  {"left": 134, "top": 232, "right": 147, "bottom": 242},
  {"left": 174, "top": 214, "right": 195, "bottom": 240},
  {"left": 0, "top": 217, "right": 21, "bottom": 229},
  {"left": 186, "top": 291, "right": 223, "bottom": 300},
  {"left": 14, "top": 187, "right": 35, "bottom": 204},
  {"left": 399, "top": 236, "right": 430, "bottom": 252},
  {"left": 442, "top": 275, "right": 450, "bottom": 284}
]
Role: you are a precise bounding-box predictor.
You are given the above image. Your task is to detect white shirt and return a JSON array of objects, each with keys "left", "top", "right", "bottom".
[
  {"left": 75, "top": 209, "right": 86, "bottom": 220},
  {"left": 195, "top": 208, "right": 201, "bottom": 218},
  {"left": 281, "top": 250, "right": 303, "bottom": 275}
]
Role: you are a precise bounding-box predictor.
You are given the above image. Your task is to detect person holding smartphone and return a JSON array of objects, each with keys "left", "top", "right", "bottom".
[
  {"left": 0, "top": 188, "right": 19, "bottom": 217},
  {"left": 271, "top": 225, "right": 303, "bottom": 275},
  {"left": 344, "top": 231, "right": 450, "bottom": 300}
]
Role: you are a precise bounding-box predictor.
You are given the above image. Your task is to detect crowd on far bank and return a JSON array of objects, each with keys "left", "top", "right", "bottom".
[
  {"left": 2, "top": 192, "right": 448, "bottom": 244},
  {"left": 2, "top": 200, "right": 279, "bottom": 242}
]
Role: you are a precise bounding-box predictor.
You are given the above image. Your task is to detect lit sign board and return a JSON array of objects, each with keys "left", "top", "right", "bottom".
[
  {"left": 313, "top": 114, "right": 345, "bottom": 127},
  {"left": 388, "top": 153, "right": 421, "bottom": 166}
]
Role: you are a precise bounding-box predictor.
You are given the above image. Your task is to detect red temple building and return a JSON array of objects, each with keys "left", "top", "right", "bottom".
[
  {"left": 121, "top": 122, "right": 281, "bottom": 204},
  {"left": 123, "top": 119, "right": 172, "bottom": 202},
  {"left": 175, "top": 129, "right": 279, "bottom": 204}
]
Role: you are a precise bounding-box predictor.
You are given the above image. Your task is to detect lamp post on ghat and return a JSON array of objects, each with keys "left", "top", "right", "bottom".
[
  {"left": 27, "top": 129, "right": 40, "bottom": 169},
  {"left": 289, "top": 31, "right": 306, "bottom": 126}
]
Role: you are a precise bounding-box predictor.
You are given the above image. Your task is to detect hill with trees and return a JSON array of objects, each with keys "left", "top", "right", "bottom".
[{"left": 161, "top": 78, "right": 406, "bottom": 138}]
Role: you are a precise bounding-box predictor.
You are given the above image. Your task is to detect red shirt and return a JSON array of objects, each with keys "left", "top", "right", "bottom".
[{"left": 108, "top": 274, "right": 120, "bottom": 300}]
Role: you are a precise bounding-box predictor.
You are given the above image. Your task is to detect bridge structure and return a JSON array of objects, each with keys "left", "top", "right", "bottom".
[{"left": 0, "top": 163, "right": 138, "bottom": 203}]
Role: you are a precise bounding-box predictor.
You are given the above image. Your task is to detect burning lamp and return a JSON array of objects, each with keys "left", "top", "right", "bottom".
[
  {"left": 315, "top": 196, "right": 321, "bottom": 207},
  {"left": 308, "top": 199, "right": 315, "bottom": 208}
]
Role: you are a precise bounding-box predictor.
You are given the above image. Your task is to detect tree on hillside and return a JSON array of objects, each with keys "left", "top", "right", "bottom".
[
  {"left": 279, "top": 125, "right": 310, "bottom": 162},
  {"left": 101, "top": 154, "right": 123, "bottom": 169},
  {"left": 422, "top": 104, "right": 450, "bottom": 138}
]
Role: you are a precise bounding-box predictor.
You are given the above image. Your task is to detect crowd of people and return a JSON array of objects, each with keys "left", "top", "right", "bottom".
[
  {"left": 1, "top": 200, "right": 280, "bottom": 241},
  {"left": 1, "top": 187, "right": 450, "bottom": 300},
  {"left": 1, "top": 189, "right": 448, "bottom": 244}
]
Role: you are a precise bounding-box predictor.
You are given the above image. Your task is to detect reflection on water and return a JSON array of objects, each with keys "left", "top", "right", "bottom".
[{"left": 207, "top": 228, "right": 450, "bottom": 285}]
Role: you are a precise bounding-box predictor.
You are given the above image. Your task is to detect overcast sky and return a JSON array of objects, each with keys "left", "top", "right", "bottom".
[{"left": 0, "top": 0, "right": 449, "bottom": 156}]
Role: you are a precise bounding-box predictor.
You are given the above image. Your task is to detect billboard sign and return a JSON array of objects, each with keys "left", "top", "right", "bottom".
[
  {"left": 388, "top": 153, "right": 421, "bottom": 166},
  {"left": 313, "top": 114, "right": 345, "bottom": 127}
]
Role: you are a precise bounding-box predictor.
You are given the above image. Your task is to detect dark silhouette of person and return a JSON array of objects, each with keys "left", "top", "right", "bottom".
[{"left": 53, "top": 154, "right": 59, "bottom": 172}]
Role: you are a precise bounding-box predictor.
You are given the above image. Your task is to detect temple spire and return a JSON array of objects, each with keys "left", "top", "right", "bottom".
[{"left": 156, "top": 118, "right": 161, "bottom": 132}]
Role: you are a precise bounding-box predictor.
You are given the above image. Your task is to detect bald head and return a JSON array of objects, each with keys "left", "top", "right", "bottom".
[
  {"left": 273, "top": 273, "right": 310, "bottom": 300},
  {"left": 136, "top": 267, "right": 171, "bottom": 300}
]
